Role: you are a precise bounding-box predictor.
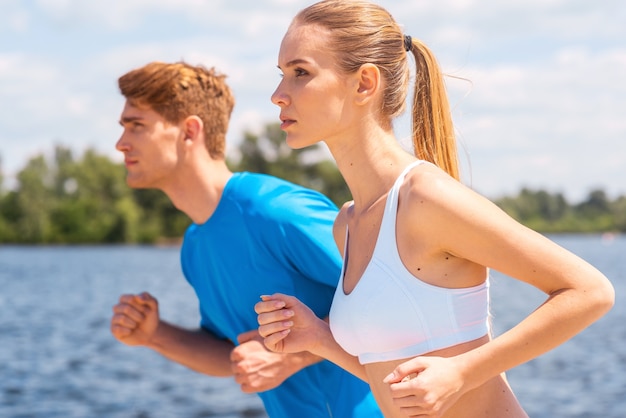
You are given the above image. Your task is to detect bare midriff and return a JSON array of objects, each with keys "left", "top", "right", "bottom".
[{"left": 364, "top": 335, "right": 529, "bottom": 418}]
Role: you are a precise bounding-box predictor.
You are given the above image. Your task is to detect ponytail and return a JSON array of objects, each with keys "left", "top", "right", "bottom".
[{"left": 407, "top": 39, "right": 460, "bottom": 180}]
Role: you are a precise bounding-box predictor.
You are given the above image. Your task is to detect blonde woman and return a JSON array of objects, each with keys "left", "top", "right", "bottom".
[{"left": 255, "top": 1, "right": 615, "bottom": 416}]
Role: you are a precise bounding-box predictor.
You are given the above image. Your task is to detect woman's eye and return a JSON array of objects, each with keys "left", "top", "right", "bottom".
[{"left": 295, "top": 68, "right": 307, "bottom": 77}]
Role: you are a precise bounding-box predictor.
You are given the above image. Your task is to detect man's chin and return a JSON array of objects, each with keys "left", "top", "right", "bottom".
[{"left": 125, "top": 177, "right": 150, "bottom": 189}]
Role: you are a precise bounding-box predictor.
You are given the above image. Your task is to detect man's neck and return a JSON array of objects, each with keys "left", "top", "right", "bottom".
[{"left": 162, "top": 159, "right": 233, "bottom": 225}]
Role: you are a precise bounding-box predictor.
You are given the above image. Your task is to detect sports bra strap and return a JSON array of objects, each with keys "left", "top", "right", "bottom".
[{"left": 379, "top": 160, "right": 426, "bottom": 242}]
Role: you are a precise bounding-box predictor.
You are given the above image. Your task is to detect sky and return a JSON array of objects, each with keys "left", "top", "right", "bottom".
[{"left": 1, "top": 0, "right": 625, "bottom": 202}]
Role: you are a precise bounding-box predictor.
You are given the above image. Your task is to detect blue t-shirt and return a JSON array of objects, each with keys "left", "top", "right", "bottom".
[{"left": 181, "top": 172, "right": 381, "bottom": 418}]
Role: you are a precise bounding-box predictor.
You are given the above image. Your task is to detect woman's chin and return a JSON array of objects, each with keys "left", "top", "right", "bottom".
[{"left": 285, "top": 134, "right": 317, "bottom": 150}]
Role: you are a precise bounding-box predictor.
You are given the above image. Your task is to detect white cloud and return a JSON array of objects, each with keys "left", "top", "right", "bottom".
[{"left": 0, "top": 0, "right": 625, "bottom": 201}]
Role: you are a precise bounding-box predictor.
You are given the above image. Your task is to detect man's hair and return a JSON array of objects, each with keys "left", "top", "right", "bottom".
[{"left": 118, "top": 61, "right": 235, "bottom": 159}]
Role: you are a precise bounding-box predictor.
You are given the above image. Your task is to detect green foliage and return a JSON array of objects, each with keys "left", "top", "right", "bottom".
[
  {"left": 493, "top": 187, "right": 625, "bottom": 233},
  {"left": 0, "top": 154, "right": 4, "bottom": 195},
  {"left": 131, "top": 188, "right": 190, "bottom": 242},
  {"left": 12, "top": 155, "right": 54, "bottom": 242},
  {"left": 0, "top": 144, "right": 186, "bottom": 244},
  {"left": 230, "top": 123, "right": 351, "bottom": 206},
  {"left": 1, "top": 123, "right": 624, "bottom": 244}
]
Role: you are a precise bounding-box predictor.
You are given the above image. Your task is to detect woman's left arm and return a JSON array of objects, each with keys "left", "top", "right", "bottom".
[{"left": 386, "top": 169, "right": 615, "bottom": 413}]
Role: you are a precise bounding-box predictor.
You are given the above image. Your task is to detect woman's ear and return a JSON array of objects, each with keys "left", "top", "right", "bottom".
[{"left": 354, "top": 63, "right": 381, "bottom": 106}]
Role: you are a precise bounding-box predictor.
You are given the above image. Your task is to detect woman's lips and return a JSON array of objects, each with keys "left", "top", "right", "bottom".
[{"left": 279, "top": 116, "right": 296, "bottom": 130}]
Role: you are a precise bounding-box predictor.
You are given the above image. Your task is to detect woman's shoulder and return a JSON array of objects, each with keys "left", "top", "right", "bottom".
[
  {"left": 403, "top": 162, "right": 461, "bottom": 200},
  {"left": 332, "top": 201, "right": 353, "bottom": 254},
  {"left": 399, "top": 162, "right": 495, "bottom": 224}
]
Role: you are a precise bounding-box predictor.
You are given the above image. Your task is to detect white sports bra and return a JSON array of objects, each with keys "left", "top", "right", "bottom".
[{"left": 329, "top": 160, "right": 490, "bottom": 364}]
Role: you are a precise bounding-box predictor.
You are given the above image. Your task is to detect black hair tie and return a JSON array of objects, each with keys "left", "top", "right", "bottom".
[{"left": 404, "top": 35, "right": 412, "bottom": 52}]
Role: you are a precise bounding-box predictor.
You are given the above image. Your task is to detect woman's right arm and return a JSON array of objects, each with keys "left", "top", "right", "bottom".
[{"left": 255, "top": 293, "right": 368, "bottom": 382}]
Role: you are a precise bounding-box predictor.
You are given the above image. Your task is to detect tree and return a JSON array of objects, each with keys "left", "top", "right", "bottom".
[
  {"left": 2, "top": 133, "right": 623, "bottom": 243},
  {"left": 231, "top": 122, "right": 351, "bottom": 206},
  {"left": 493, "top": 187, "right": 624, "bottom": 233},
  {"left": 0, "top": 154, "right": 4, "bottom": 196},
  {"left": 132, "top": 188, "right": 190, "bottom": 242},
  {"left": 11, "top": 155, "right": 54, "bottom": 242},
  {"left": 57, "top": 148, "right": 141, "bottom": 243},
  {"left": 611, "top": 196, "right": 626, "bottom": 232},
  {"left": 576, "top": 189, "right": 610, "bottom": 217},
  {"left": 0, "top": 155, "right": 7, "bottom": 240}
]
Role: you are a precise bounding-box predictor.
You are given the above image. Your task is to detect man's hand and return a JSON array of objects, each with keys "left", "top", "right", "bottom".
[
  {"left": 110, "top": 292, "right": 160, "bottom": 346},
  {"left": 231, "top": 329, "right": 314, "bottom": 393}
]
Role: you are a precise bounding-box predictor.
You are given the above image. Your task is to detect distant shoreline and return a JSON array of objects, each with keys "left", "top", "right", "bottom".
[{"left": 0, "top": 232, "right": 621, "bottom": 247}]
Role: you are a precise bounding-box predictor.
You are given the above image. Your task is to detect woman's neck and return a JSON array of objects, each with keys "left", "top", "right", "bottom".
[{"left": 326, "top": 128, "right": 415, "bottom": 211}]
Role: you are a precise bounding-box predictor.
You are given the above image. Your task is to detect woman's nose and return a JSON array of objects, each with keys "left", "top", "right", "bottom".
[{"left": 271, "top": 82, "right": 289, "bottom": 107}]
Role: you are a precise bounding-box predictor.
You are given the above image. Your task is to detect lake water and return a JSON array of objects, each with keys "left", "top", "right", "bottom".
[{"left": 0, "top": 234, "right": 624, "bottom": 417}]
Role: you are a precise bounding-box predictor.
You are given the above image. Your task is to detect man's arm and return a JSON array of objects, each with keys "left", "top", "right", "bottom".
[
  {"left": 231, "top": 329, "right": 323, "bottom": 393},
  {"left": 110, "top": 292, "right": 234, "bottom": 376}
]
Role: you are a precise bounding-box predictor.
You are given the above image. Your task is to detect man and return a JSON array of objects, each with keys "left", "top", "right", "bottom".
[{"left": 109, "top": 61, "right": 382, "bottom": 418}]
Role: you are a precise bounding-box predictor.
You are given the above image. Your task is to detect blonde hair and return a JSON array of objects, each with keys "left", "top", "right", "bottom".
[
  {"left": 118, "top": 61, "right": 235, "bottom": 159},
  {"left": 294, "top": 0, "right": 459, "bottom": 179}
]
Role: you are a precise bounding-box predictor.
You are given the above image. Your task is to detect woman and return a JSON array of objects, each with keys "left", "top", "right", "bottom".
[{"left": 255, "top": 1, "right": 615, "bottom": 416}]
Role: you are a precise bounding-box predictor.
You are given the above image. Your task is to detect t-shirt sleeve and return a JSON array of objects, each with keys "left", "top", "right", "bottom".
[{"left": 180, "top": 226, "right": 228, "bottom": 339}]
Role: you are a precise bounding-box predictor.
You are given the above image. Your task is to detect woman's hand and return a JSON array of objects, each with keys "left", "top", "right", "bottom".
[
  {"left": 383, "top": 356, "right": 465, "bottom": 417},
  {"left": 255, "top": 293, "right": 327, "bottom": 354}
]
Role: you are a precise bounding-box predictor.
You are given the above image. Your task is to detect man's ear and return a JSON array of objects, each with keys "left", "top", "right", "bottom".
[
  {"left": 354, "top": 63, "right": 381, "bottom": 106},
  {"left": 183, "top": 116, "right": 203, "bottom": 142}
]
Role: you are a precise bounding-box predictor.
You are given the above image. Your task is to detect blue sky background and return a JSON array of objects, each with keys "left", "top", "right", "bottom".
[{"left": 1, "top": 0, "right": 624, "bottom": 202}]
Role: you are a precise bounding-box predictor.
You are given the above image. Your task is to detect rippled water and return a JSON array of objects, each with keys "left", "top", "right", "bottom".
[{"left": 0, "top": 234, "right": 624, "bottom": 417}]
